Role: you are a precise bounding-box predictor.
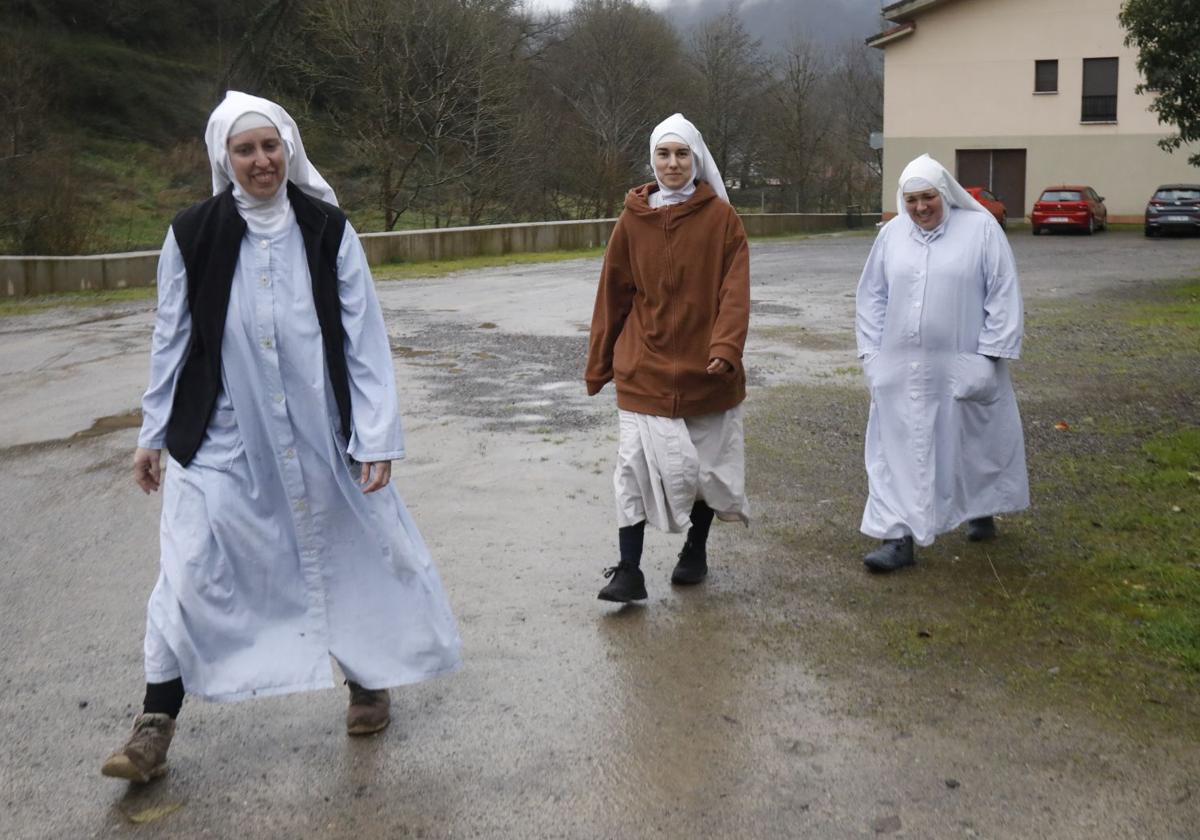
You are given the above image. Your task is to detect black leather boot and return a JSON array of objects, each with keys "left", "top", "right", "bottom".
[
  {"left": 598, "top": 563, "right": 648, "bottom": 602},
  {"left": 863, "top": 536, "right": 915, "bottom": 572},
  {"left": 967, "top": 516, "right": 997, "bottom": 542},
  {"left": 671, "top": 540, "right": 708, "bottom": 585}
]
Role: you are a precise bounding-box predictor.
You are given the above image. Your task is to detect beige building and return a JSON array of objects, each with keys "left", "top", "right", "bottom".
[{"left": 869, "top": 0, "right": 1198, "bottom": 222}]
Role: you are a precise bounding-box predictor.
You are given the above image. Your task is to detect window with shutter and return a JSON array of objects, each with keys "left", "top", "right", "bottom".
[
  {"left": 1034, "top": 60, "right": 1058, "bottom": 93},
  {"left": 1081, "top": 57, "right": 1118, "bottom": 122}
]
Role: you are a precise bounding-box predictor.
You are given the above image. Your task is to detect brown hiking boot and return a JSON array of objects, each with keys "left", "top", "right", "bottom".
[
  {"left": 346, "top": 681, "right": 390, "bottom": 736},
  {"left": 100, "top": 712, "right": 175, "bottom": 782}
]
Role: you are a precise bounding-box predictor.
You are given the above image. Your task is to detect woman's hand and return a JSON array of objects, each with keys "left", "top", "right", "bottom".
[
  {"left": 706, "top": 357, "right": 733, "bottom": 375},
  {"left": 359, "top": 461, "right": 392, "bottom": 494},
  {"left": 133, "top": 447, "right": 162, "bottom": 494}
]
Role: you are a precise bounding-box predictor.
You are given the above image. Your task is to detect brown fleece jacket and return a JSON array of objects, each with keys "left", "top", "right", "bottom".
[{"left": 585, "top": 180, "right": 750, "bottom": 417}]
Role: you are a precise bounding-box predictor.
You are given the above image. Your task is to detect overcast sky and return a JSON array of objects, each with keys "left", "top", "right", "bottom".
[{"left": 524, "top": 0, "right": 886, "bottom": 48}]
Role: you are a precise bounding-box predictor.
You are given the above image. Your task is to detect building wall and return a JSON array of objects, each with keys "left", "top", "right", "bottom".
[{"left": 878, "top": 0, "right": 1198, "bottom": 218}]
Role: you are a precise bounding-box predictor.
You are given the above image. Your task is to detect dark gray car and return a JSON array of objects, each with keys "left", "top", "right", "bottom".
[{"left": 1144, "top": 184, "right": 1200, "bottom": 237}]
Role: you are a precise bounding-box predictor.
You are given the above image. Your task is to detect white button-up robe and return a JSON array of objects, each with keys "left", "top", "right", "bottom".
[
  {"left": 855, "top": 208, "right": 1029, "bottom": 546},
  {"left": 138, "top": 218, "right": 462, "bottom": 702}
]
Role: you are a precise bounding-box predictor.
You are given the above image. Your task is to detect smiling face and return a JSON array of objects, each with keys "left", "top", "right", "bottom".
[
  {"left": 903, "top": 188, "right": 945, "bottom": 231},
  {"left": 228, "top": 126, "right": 285, "bottom": 200},
  {"left": 654, "top": 141, "right": 693, "bottom": 191}
]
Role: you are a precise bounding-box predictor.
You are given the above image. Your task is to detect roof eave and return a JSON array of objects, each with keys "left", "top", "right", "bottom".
[{"left": 866, "top": 21, "right": 916, "bottom": 49}]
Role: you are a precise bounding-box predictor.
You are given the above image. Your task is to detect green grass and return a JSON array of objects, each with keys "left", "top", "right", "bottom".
[
  {"left": 1041, "top": 427, "right": 1200, "bottom": 674},
  {"left": 0, "top": 287, "right": 156, "bottom": 317},
  {"left": 373, "top": 248, "right": 607, "bottom": 280},
  {"left": 744, "top": 275, "right": 1200, "bottom": 735}
]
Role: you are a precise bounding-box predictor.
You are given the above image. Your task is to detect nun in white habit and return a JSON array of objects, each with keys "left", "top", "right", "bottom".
[
  {"left": 102, "top": 91, "right": 461, "bottom": 783},
  {"left": 855, "top": 153, "right": 1029, "bottom": 572},
  {"left": 586, "top": 113, "right": 751, "bottom": 603}
]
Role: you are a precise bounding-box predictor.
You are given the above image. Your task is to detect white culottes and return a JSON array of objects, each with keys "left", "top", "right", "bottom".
[{"left": 614, "top": 405, "right": 750, "bottom": 533}]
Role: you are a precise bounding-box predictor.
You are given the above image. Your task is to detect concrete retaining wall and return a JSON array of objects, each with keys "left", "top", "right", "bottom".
[
  {"left": 1, "top": 251, "right": 161, "bottom": 298},
  {"left": 1, "top": 212, "right": 880, "bottom": 299},
  {"left": 357, "top": 218, "right": 619, "bottom": 265}
]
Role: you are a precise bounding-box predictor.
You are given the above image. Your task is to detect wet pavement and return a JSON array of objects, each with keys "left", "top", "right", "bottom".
[{"left": 2, "top": 230, "right": 1199, "bottom": 838}]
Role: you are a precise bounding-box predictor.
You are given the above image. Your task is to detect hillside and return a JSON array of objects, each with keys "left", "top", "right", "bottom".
[{"left": 1, "top": 0, "right": 883, "bottom": 255}]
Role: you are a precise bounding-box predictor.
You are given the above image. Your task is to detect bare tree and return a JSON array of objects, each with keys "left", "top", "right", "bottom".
[
  {"left": 687, "top": 3, "right": 770, "bottom": 183},
  {"left": 0, "top": 31, "right": 47, "bottom": 158},
  {"left": 822, "top": 41, "right": 883, "bottom": 210},
  {"left": 761, "top": 36, "right": 831, "bottom": 209},
  {"left": 286, "top": 0, "right": 530, "bottom": 229},
  {"left": 545, "top": 0, "right": 686, "bottom": 217}
]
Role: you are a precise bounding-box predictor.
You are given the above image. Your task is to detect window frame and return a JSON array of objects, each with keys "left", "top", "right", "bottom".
[
  {"left": 1081, "top": 57, "right": 1119, "bottom": 123},
  {"left": 1034, "top": 59, "right": 1058, "bottom": 94}
]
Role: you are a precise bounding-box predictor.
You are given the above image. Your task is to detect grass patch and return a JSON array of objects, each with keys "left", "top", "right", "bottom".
[
  {"left": 745, "top": 276, "right": 1200, "bottom": 736},
  {"left": 0, "top": 287, "right": 156, "bottom": 317},
  {"left": 373, "top": 248, "right": 606, "bottom": 281}
]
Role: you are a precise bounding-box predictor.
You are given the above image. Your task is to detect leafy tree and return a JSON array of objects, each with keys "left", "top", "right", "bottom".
[{"left": 1120, "top": 0, "right": 1200, "bottom": 167}]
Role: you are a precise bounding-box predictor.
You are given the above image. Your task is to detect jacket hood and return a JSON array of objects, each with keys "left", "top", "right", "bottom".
[{"left": 624, "top": 180, "right": 721, "bottom": 221}]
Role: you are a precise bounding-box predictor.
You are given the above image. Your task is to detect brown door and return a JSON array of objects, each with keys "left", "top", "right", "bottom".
[{"left": 956, "top": 149, "right": 1027, "bottom": 219}]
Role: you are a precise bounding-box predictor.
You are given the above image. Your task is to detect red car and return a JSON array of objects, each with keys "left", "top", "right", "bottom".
[
  {"left": 1031, "top": 185, "right": 1108, "bottom": 235},
  {"left": 965, "top": 186, "right": 1008, "bottom": 228}
]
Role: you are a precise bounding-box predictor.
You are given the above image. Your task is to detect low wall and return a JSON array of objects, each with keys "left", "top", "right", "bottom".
[
  {"left": 0, "top": 212, "right": 880, "bottom": 299},
  {"left": 357, "top": 218, "right": 618, "bottom": 265},
  {"left": 1, "top": 251, "right": 160, "bottom": 298}
]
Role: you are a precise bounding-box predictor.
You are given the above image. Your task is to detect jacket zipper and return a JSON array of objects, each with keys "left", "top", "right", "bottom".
[{"left": 664, "top": 206, "right": 679, "bottom": 415}]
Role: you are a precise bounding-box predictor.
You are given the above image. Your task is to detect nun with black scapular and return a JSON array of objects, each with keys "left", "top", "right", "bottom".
[
  {"left": 855, "top": 153, "right": 1029, "bottom": 573},
  {"left": 101, "top": 91, "right": 462, "bottom": 783}
]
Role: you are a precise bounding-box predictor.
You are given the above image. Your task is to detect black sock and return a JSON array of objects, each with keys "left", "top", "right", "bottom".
[
  {"left": 618, "top": 522, "right": 645, "bottom": 567},
  {"left": 143, "top": 678, "right": 185, "bottom": 719},
  {"left": 686, "top": 500, "right": 716, "bottom": 548}
]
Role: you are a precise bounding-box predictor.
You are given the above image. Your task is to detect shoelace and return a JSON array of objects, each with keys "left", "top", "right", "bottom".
[{"left": 602, "top": 566, "right": 620, "bottom": 579}]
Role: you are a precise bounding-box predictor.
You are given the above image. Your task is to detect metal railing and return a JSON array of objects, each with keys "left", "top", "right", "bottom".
[{"left": 1081, "top": 95, "right": 1117, "bottom": 122}]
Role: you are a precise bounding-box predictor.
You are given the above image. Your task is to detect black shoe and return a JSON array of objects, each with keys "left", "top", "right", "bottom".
[
  {"left": 671, "top": 540, "right": 708, "bottom": 585},
  {"left": 863, "top": 536, "right": 915, "bottom": 573},
  {"left": 966, "top": 516, "right": 997, "bottom": 542},
  {"left": 598, "top": 563, "right": 647, "bottom": 602}
]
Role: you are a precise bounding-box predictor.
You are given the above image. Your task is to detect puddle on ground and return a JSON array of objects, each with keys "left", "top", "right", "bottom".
[
  {"left": 71, "top": 410, "right": 142, "bottom": 440},
  {"left": 391, "top": 344, "right": 437, "bottom": 358}
]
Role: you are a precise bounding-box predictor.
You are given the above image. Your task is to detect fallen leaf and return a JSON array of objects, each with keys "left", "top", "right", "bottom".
[
  {"left": 1054, "top": 421, "right": 1070, "bottom": 431},
  {"left": 124, "top": 802, "right": 184, "bottom": 825}
]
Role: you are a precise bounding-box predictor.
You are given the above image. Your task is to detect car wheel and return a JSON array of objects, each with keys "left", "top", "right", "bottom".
[
  {"left": 999, "top": 213, "right": 1007, "bottom": 230},
  {"left": 1086, "top": 216, "right": 1095, "bottom": 235},
  {"left": 1032, "top": 226, "right": 1041, "bottom": 236}
]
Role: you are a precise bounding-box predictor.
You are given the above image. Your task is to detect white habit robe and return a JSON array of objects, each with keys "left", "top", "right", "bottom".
[
  {"left": 138, "top": 219, "right": 462, "bottom": 702},
  {"left": 855, "top": 207, "right": 1029, "bottom": 546}
]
